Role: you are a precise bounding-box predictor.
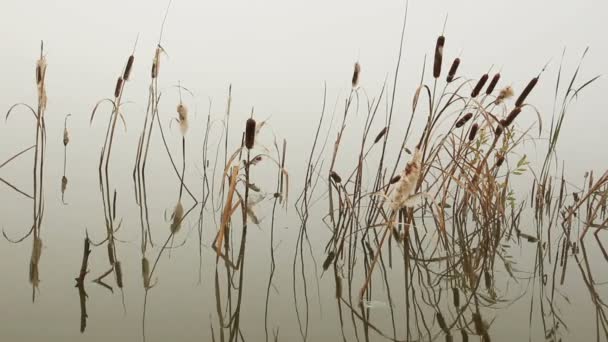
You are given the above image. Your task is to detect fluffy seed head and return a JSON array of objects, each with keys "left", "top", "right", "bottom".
[
  {"left": 495, "top": 86, "right": 514, "bottom": 105},
  {"left": 177, "top": 104, "right": 189, "bottom": 135}
]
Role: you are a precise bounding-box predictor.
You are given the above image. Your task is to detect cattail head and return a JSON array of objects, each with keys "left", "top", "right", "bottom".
[
  {"left": 151, "top": 47, "right": 161, "bottom": 79},
  {"left": 115, "top": 261, "right": 123, "bottom": 288},
  {"left": 352, "top": 62, "right": 361, "bottom": 88},
  {"left": 515, "top": 77, "right": 538, "bottom": 107},
  {"left": 471, "top": 74, "right": 489, "bottom": 98},
  {"left": 486, "top": 73, "right": 500, "bottom": 95},
  {"left": 177, "top": 104, "right": 189, "bottom": 135},
  {"left": 503, "top": 107, "right": 522, "bottom": 126},
  {"left": 142, "top": 257, "right": 150, "bottom": 289},
  {"left": 446, "top": 58, "right": 460, "bottom": 83},
  {"left": 496, "top": 154, "right": 505, "bottom": 167},
  {"left": 495, "top": 86, "right": 514, "bottom": 105},
  {"left": 495, "top": 124, "right": 504, "bottom": 137},
  {"left": 63, "top": 127, "right": 69, "bottom": 146},
  {"left": 31, "top": 237, "right": 43, "bottom": 266},
  {"left": 61, "top": 176, "right": 68, "bottom": 193},
  {"left": 433, "top": 36, "right": 445, "bottom": 78},
  {"left": 245, "top": 118, "right": 256, "bottom": 149},
  {"left": 322, "top": 251, "right": 335, "bottom": 271},
  {"left": 390, "top": 175, "right": 401, "bottom": 184},
  {"left": 330, "top": 171, "right": 342, "bottom": 183},
  {"left": 107, "top": 242, "right": 115, "bottom": 265},
  {"left": 374, "top": 127, "right": 388, "bottom": 144},
  {"left": 114, "top": 77, "right": 124, "bottom": 98},
  {"left": 455, "top": 113, "right": 473, "bottom": 128},
  {"left": 468, "top": 123, "right": 479, "bottom": 141},
  {"left": 170, "top": 200, "right": 184, "bottom": 234},
  {"left": 36, "top": 56, "right": 47, "bottom": 86},
  {"left": 124, "top": 55, "right": 134, "bottom": 81}
]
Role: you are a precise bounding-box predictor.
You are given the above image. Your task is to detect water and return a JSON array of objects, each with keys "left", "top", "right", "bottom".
[{"left": 1, "top": 2, "right": 608, "bottom": 342}]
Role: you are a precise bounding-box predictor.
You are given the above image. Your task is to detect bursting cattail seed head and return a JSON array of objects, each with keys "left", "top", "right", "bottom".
[
  {"left": 471, "top": 74, "right": 489, "bottom": 98},
  {"left": 124, "top": 55, "right": 134, "bottom": 81},
  {"left": 515, "top": 77, "right": 538, "bottom": 107},
  {"left": 114, "top": 77, "right": 123, "bottom": 98},
  {"left": 352, "top": 62, "right": 361, "bottom": 88},
  {"left": 446, "top": 58, "right": 460, "bottom": 83},
  {"left": 486, "top": 73, "right": 500, "bottom": 95},
  {"left": 469, "top": 123, "right": 479, "bottom": 141},
  {"left": 495, "top": 86, "right": 514, "bottom": 105},
  {"left": 177, "top": 104, "right": 189, "bottom": 135},
  {"left": 433, "top": 36, "right": 445, "bottom": 78},
  {"left": 455, "top": 113, "right": 473, "bottom": 128},
  {"left": 245, "top": 118, "right": 256, "bottom": 149}
]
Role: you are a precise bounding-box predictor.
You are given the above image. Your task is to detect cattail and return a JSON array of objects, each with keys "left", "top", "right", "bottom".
[
  {"left": 433, "top": 36, "right": 445, "bottom": 78},
  {"left": 142, "top": 257, "right": 150, "bottom": 289},
  {"left": 171, "top": 200, "right": 184, "bottom": 234},
  {"left": 515, "top": 77, "right": 538, "bottom": 107},
  {"left": 460, "top": 329, "right": 469, "bottom": 342},
  {"left": 436, "top": 312, "right": 448, "bottom": 332},
  {"left": 455, "top": 113, "right": 473, "bottom": 128},
  {"left": 61, "top": 176, "right": 68, "bottom": 193},
  {"left": 107, "top": 242, "right": 115, "bottom": 265},
  {"left": 374, "top": 127, "right": 388, "bottom": 143},
  {"left": 335, "top": 275, "right": 342, "bottom": 298},
  {"left": 391, "top": 148, "right": 422, "bottom": 211},
  {"left": 322, "top": 251, "right": 335, "bottom": 270},
  {"left": 503, "top": 107, "right": 522, "bottom": 126},
  {"left": 31, "top": 237, "right": 43, "bottom": 265},
  {"left": 496, "top": 154, "right": 505, "bottom": 167},
  {"left": 352, "top": 62, "right": 361, "bottom": 88},
  {"left": 495, "top": 124, "right": 504, "bottom": 137},
  {"left": 177, "top": 104, "right": 189, "bottom": 135},
  {"left": 151, "top": 47, "right": 161, "bottom": 78},
  {"left": 63, "top": 128, "right": 69, "bottom": 146},
  {"left": 494, "top": 86, "right": 514, "bottom": 105},
  {"left": 390, "top": 175, "right": 401, "bottom": 184},
  {"left": 115, "top": 261, "right": 123, "bottom": 288},
  {"left": 330, "top": 171, "right": 342, "bottom": 183},
  {"left": 114, "top": 77, "right": 123, "bottom": 98},
  {"left": 36, "top": 56, "right": 47, "bottom": 86},
  {"left": 452, "top": 287, "right": 460, "bottom": 308},
  {"left": 468, "top": 123, "right": 479, "bottom": 141},
  {"left": 486, "top": 73, "right": 500, "bottom": 95},
  {"left": 446, "top": 58, "right": 460, "bottom": 83},
  {"left": 471, "top": 74, "right": 489, "bottom": 98},
  {"left": 124, "top": 55, "right": 134, "bottom": 81},
  {"left": 245, "top": 118, "right": 256, "bottom": 149}
]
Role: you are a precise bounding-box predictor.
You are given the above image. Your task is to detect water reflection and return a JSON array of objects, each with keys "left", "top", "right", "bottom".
[{"left": 1, "top": 26, "right": 607, "bottom": 342}]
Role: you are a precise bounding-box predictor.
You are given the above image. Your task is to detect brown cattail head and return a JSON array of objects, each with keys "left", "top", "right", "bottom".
[
  {"left": 142, "top": 257, "right": 150, "bottom": 289},
  {"left": 245, "top": 118, "right": 256, "bottom": 149},
  {"left": 515, "top": 77, "right": 538, "bottom": 107},
  {"left": 322, "top": 251, "right": 335, "bottom": 270},
  {"left": 496, "top": 154, "right": 505, "bottom": 167},
  {"left": 486, "top": 73, "right": 500, "bottom": 95},
  {"left": 115, "top": 261, "right": 123, "bottom": 288},
  {"left": 330, "top": 171, "right": 342, "bottom": 183},
  {"left": 468, "top": 123, "right": 479, "bottom": 141},
  {"left": 63, "top": 128, "right": 69, "bottom": 146},
  {"left": 390, "top": 175, "right": 401, "bottom": 184},
  {"left": 495, "top": 86, "right": 514, "bottom": 105},
  {"left": 495, "top": 124, "right": 504, "bottom": 137},
  {"left": 503, "top": 107, "right": 522, "bottom": 126},
  {"left": 471, "top": 74, "right": 489, "bottom": 98},
  {"left": 455, "top": 113, "right": 473, "bottom": 128},
  {"left": 123, "top": 55, "right": 134, "bottom": 81},
  {"left": 433, "top": 36, "right": 445, "bottom": 78},
  {"left": 61, "top": 175, "right": 68, "bottom": 193},
  {"left": 171, "top": 201, "right": 184, "bottom": 234},
  {"left": 114, "top": 77, "right": 124, "bottom": 98},
  {"left": 446, "top": 58, "right": 460, "bottom": 83},
  {"left": 151, "top": 47, "right": 161, "bottom": 79},
  {"left": 352, "top": 62, "right": 361, "bottom": 88},
  {"left": 374, "top": 127, "right": 388, "bottom": 144},
  {"left": 107, "top": 242, "right": 115, "bottom": 265}
]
